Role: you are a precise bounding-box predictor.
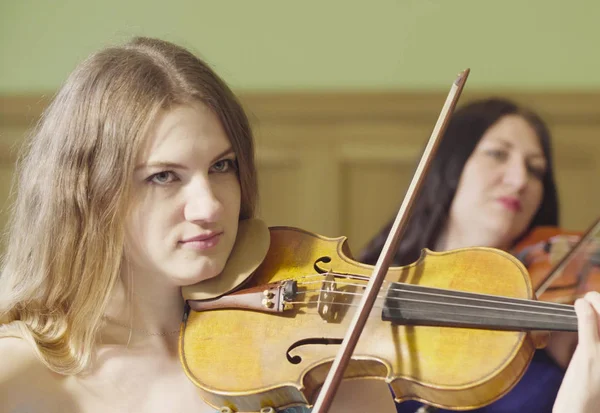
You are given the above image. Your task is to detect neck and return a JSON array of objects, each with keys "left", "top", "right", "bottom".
[
  {"left": 102, "top": 265, "right": 185, "bottom": 348},
  {"left": 435, "top": 223, "right": 511, "bottom": 252}
]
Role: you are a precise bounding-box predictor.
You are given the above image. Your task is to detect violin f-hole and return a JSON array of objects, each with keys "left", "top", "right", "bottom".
[
  {"left": 286, "top": 338, "right": 343, "bottom": 364},
  {"left": 314, "top": 256, "right": 332, "bottom": 274}
]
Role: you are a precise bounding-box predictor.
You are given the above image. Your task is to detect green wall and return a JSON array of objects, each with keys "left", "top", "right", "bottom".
[{"left": 1, "top": 0, "right": 599, "bottom": 93}]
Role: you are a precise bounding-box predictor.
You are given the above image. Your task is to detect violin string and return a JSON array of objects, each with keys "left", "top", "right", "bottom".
[
  {"left": 286, "top": 292, "right": 577, "bottom": 320},
  {"left": 299, "top": 276, "right": 576, "bottom": 310},
  {"left": 299, "top": 271, "right": 581, "bottom": 300},
  {"left": 388, "top": 283, "right": 575, "bottom": 313},
  {"left": 284, "top": 300, "right": 576, "bottom": 328},
  {"left": 385, "top": 283, "right": 575, "bottom": 309},
  {"left": 281, "top": 298, "right": 577, "bottom": 331},
  {"left": 291, "top": 279, "right": 577, "bottom": 319},
  {"left": 298, "top": 273, "right": 571, "bottom": 306},
  {"left": 296, "top": 277, "right": 574, "bottom": 309}
]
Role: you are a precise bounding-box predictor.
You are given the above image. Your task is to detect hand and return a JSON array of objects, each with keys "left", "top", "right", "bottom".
[
  {"left": 544, "top": 330, "right": 578, "bottom": 369},
  {"left": 553, "top": 291, "right": 600, "bottom": 413}
]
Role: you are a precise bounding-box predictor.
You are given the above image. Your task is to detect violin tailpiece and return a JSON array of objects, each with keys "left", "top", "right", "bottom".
[{"left": 187, "top": 280, "right": 298, "bottom": 314}]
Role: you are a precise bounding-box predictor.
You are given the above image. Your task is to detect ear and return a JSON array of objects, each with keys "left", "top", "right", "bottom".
[{"left": 181, "top": 218, "right": 270, "bottom": 301}]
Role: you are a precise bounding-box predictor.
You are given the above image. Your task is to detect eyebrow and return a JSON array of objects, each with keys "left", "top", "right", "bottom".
[
  {"left": 491, "top": 138, "right": 545, "bottom": 159},
  {"left": 211, "top": 147, "right": 235, "bottom": 163},
  {"left": 135, "top": 147, "right": 235, "bottom": 171}
]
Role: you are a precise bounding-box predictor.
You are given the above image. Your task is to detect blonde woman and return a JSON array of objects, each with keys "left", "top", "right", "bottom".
[{"left": 0, "top": 37, "right": 396, "bottom": 413}]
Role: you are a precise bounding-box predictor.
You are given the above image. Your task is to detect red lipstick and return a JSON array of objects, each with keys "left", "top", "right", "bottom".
[{"left": 498, "top": 197, "right": 521, "bottom": 212}]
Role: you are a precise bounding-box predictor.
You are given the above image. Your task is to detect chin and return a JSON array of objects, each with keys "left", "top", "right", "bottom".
[
  {"left": 477, "top": 224, "right": 512, "bottom": 247},
  {"left": 170, "top": 260, "right": 226, "bottom": 287}
]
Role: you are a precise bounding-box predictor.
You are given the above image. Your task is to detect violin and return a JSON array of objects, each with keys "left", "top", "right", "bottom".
[
  {"left": 177, "top": 69, "right": 579, "bottom": 413},
  {"left": 513, "top": 218, "right": 600, "bottom": 304},
  {"left": 178, "top": 220, "right": 576, "bottom": 412}
]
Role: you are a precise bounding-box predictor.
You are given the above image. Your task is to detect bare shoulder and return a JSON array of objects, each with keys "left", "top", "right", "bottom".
[
  {"left": 0, "top": 335, "right": 44, "bottom": 381},
  {"left": 0, "top": 336, "right": 68, "bottom": 412}
]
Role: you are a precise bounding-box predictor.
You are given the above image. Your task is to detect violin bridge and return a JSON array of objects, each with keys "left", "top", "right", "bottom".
[{"left": 318, "top": 273, "right": 338, "bottom": 322}]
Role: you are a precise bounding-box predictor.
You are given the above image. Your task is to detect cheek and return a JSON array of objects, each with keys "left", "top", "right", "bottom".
[
  {"left": 123, "top": 221, "right": 145, "bottom": 267},
  {"left": 123, "top": 197, "right": 177, "bottom": 259},
  {"left": 217, "top": 176, "right": 242, "bottom": 217},
  {"left": 523, "top": 182, "right": 544, "bottom": 217},
  {"left": 465, "top": 160, "right": 497, "bottom": 190},
  {"left": 453, "top": 164, "right": 488, "bottom": 208},
  {"left": 123, "top": 207, "right": 151, "bottom": 262}
]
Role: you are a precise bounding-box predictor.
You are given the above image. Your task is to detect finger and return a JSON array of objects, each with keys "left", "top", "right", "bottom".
[
  {"left": 584, "top": 290, "right": 600, "bottom": 310},
  {"left": 574, "top": 297, "right": 598, "bottom": 349},
  {"left": 584, "top": 291, "right": 600, "bottom": 332}
]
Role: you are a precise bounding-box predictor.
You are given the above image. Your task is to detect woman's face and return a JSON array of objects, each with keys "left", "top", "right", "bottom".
[
  {"left": 448, "top": 114, "right": 547, "bottom": 249},
  {"left": 123, "top": 102, "right": 241, "bottom": 286}
]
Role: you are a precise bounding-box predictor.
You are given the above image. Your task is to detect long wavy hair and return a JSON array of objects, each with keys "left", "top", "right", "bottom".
[
  {"left": 0, "top": 37, "right": 258, "bottom": 375},
  {"left": 359, "top": 98, "right": 559, "bottom": 266}
]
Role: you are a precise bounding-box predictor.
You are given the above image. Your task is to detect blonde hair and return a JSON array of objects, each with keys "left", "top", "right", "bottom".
[{"left": 0, "top": 37, "right": 258, "bottom": 374}]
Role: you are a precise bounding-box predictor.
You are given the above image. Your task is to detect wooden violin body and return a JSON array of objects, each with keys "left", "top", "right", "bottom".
[
  {"left": 178, "top": 225, "right": 570, "bottom": 412},
  {"left": 514, "top": 225, "right": 600, "bottom": 303}
]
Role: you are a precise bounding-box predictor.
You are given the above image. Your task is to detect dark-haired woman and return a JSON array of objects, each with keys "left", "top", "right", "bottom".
[{"left": 360, "top": 98, "right": 574, "bottom": 413}]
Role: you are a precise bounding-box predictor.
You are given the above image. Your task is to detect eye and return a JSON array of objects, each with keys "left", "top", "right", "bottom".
[
  {"left": 146, "top": 171, "right": 178, "bottom": 185},
  {"left": 527, "top": 163, "right": 546, "bottom": 180},
  {"left": 210, "top": 159, "right": 237, "bottom": 174},
  {"left": 485, "top": 149, "right": 508, "bottom": 161}
]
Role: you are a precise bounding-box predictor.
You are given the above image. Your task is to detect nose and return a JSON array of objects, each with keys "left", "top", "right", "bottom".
[
  {"left": 183, "top": 177, "right": 223, "bottom": 224},
  {"left": 502, "top": 155, "right": 529, "bottom": 193}
]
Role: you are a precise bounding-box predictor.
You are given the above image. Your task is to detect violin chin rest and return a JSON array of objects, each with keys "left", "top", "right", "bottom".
[{"left": 181, "top": 218, "right": 271, "bottom": 301}]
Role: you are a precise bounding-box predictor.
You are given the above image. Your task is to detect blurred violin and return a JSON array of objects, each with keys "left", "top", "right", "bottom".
[{"left": 513, "top": 217, "right": 600, "bottom": 304}]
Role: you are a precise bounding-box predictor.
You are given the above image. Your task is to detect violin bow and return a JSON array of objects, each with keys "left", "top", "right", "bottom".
[{"left": 311, "top": 69, "right": 470, "bottom": 413}]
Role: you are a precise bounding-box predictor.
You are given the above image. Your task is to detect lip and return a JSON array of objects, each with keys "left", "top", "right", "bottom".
[
  {"left": 181, "top": 232, "right": 222, "bottom": 243},
  {"left": 497, "top": 197, "right": 522, "bottom": 212},
  {"left": 179, "top": 231, "right": 223, "bottom": 250}
]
